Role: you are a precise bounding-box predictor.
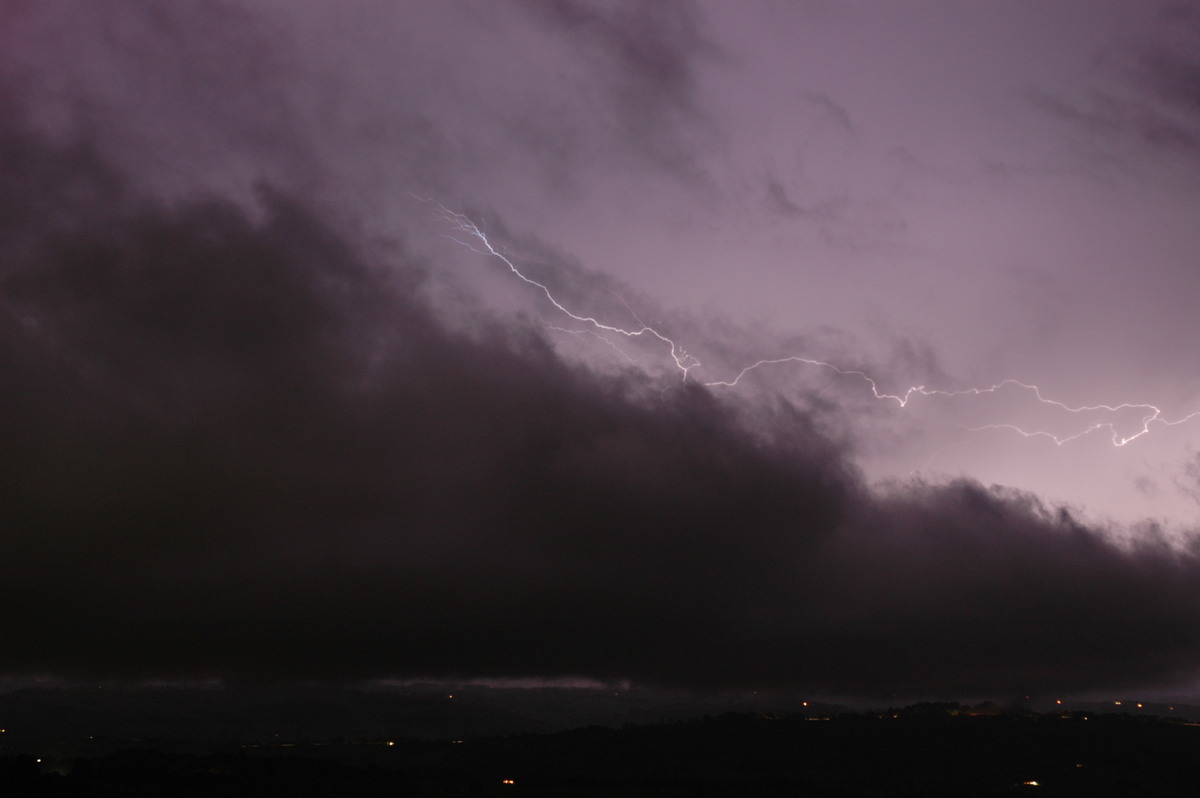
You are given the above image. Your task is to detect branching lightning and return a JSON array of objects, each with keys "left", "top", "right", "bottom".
[
  {"left": 713, "top": 364, "right": 1199, "bottom": 447},
  {"left": 427, "top": 200, "right": 1200, "bottom": 449}
]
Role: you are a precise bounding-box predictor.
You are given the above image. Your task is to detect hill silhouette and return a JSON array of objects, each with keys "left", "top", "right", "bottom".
[{"left": 4, "top": 699, "right": 1199, "bottom": 796}]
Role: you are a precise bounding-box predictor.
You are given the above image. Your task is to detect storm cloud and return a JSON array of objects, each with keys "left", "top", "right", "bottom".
[{"left": 4, "top": 72, "right": 1200, "bottom": 698}]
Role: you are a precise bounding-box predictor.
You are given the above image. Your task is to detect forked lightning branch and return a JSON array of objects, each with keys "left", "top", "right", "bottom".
[{"left": 428, "top": 200, "right": 1200, "bottom": 449}]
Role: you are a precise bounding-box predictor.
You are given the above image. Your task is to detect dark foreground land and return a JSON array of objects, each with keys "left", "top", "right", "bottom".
[{"left": 3, "top": 707, "right": 1200, "bottom": 797}]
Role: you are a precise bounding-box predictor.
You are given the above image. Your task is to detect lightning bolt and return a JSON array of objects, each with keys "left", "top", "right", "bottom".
[
  {"left": 426, "top": 200, "right": 1200, "bottom": 449},
  {"left": 713, "top": 365, "right": 1200, "bottom": 447},
  {"left": 432, "top": 202, "right": 700, "bottom": 376}
]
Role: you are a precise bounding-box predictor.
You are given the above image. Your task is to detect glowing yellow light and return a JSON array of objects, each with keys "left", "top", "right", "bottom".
[
  {"left": 502, "top": 778, "right": 515, "bottom": 785},
  {"left": 1114, "top": 701, "right": 1122, "bottom": 706},
  {"left": 1055, "top": 700, "right": 1062, "bottom": 705},
  {"left": 387, "top": 741, "right": 395, "bottom": 747},
  {"left": 1136, "top": 703, "right": 1143, "bottom": 708},
  {"left": 1023, "top": 780, "right": 1040, "bottom": 786}
]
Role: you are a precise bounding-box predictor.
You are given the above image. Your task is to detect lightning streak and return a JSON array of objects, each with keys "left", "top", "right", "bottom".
[
  {"left": 434, "top": 203, "right": 699, "bottom": 376},
  {"left": 428, "top": 201, "right": 1200, "bottom": 449},
  {"left": 714, "top": 364, "right": 1200, "bottom": 447}
]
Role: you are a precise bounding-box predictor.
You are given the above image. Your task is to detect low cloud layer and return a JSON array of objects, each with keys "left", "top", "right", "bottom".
[{"left": 4, "top": 98, "right": 1200, "bottom": 697}]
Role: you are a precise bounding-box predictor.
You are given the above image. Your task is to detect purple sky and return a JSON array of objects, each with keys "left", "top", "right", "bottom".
[{"left": 3, "top": 1, "right": 1200, "bottom": 698}]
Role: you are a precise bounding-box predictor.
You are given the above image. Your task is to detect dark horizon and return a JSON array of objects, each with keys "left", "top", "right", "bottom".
[{"left": 6, "top": 695, "right": 1200, "bottom": 796}]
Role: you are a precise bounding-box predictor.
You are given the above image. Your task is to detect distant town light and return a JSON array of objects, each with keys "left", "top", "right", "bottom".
[
  {"left": 1022, "top": 780, "right": 1040, "bottom": 786},
  {"left": 387, "top": 741, "right": 395, "bottom": 747},
  {"left": 502, "top": 778, "right": 515, "bottom": 785}
]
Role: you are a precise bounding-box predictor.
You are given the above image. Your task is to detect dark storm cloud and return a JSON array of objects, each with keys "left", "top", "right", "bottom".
[
  {"left": 522, "top": 0, "right": 721, "bottom": 182},
  {"left": 1137, "top": 48, "right": 1200, "bottom": 116},
  {"left": 1027, "top": 83, "right": 1200, "bottom": 162},
  {"left": 1026, "top": 13, "right": 1200, "bottom": 162},
  {"left": 0, "top": 0, "right": 309, "bottom": 180},
  {"left": 5, "top": 103, "right": 1200, "bottom": 697},
  {"left": 1122, "top": 37, "right": 1200, "bottom": 154}
]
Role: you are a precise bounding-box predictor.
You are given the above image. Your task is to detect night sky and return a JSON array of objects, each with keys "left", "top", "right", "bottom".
[{"left": 3, "top": 1, "right": 1200, "bottom": 698}]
